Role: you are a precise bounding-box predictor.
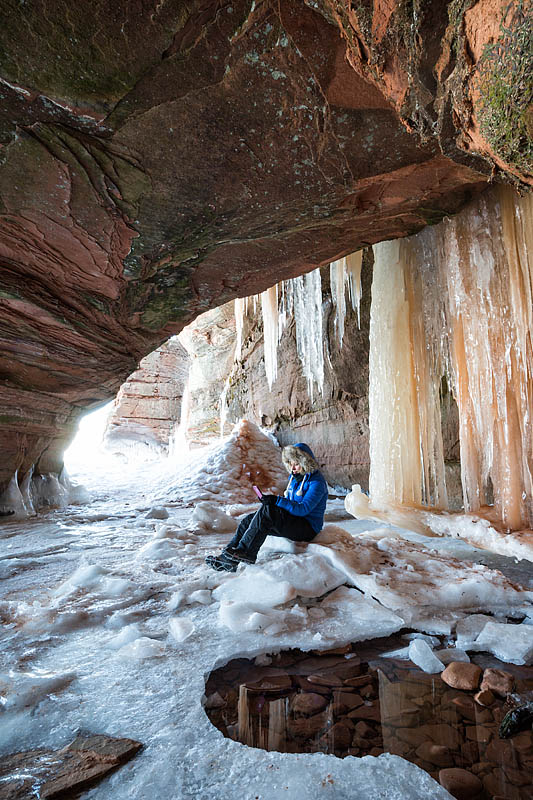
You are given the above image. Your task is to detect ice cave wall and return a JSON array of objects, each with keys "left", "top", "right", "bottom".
[{"left": 0, "top": 0, "right": 527, "bottom": 498}]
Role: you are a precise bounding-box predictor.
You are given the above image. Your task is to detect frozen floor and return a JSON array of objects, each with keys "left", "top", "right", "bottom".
[{"left": 1, "top": 457, "right": 533, "bottom": 799}]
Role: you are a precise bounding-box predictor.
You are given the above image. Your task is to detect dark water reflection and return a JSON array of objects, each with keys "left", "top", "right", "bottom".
[{"left": 204, "top": 635, "right": 533, "bottom": 800}]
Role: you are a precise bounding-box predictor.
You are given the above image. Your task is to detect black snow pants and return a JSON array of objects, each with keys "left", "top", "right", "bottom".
[{"left": 226, "top": 503, "right": 316, "bottom": 561}]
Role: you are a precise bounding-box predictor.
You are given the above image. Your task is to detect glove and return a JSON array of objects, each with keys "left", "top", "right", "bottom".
[{"left": 260, "top": 494, "right": 278, "bottom": 507}]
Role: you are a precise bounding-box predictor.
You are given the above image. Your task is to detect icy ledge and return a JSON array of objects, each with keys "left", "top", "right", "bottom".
[{"left": 346, "top": 485, "right": 533, "bottom": 563}]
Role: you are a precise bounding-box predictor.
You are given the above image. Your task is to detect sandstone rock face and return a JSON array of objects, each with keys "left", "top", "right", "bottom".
[
  {"left": 0, "top": 0, "right": 527, "bottom": 494},
  {"left": 104, "top": 338, "right": 189, "bottom": 456},
  {"left": 178, "top": 304, "right": 237, "bottom": 445}
]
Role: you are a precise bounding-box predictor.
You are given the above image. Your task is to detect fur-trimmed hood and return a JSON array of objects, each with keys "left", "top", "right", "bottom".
[{"left": 281, "top": 443, "right": 320, "bottom": 474}]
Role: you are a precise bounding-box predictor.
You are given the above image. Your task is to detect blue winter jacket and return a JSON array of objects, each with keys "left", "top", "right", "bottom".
[{"left": 275, "top": 444, "right": 328, "bottom": 533}]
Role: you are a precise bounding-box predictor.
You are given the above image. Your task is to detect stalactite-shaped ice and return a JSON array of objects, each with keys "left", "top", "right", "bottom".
[
  {"left": 330, "top": 258, "right": 346, "bottom": 346},
  {"left": 234, "top": 297, "right": 245, "bottom": 362},
  {"left": 330, "top": 251, "right": 363, "bottom": 343},
  {"left": 346, "top": 250, "right": 363, "bottom": 328},
  {"left": 261, "top": 285, "right": 279, "bottom": 389},
  {"left": 291, "top": 269, "right": 325, "bottom": 400}
]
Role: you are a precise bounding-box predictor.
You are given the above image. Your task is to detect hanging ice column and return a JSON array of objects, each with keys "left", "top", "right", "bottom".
[
  {"left": 368, "top": 240, "right": 447, "bottom": 508},
  {"left": 330, "top": 251, "right": 363, "bottom": 345},
  {"left": 363, "top": 185, "right": 533, "bottom": 531}
]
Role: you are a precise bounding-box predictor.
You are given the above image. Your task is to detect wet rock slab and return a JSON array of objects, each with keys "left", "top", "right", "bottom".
[{"left": 0, "top": 731, "right": 142, "bottom": 799}]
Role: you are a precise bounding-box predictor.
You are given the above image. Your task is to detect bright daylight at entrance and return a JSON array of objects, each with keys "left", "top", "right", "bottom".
[{"left": 0, "top": 2, "right": 532, "bottom": 799}]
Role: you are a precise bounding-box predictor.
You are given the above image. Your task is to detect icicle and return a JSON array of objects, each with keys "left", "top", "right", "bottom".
[
  {"left": 330, "top": 257, "right": 347, "bottom": 346},
  {"left": 369, "top": 240, "right": 427, "bottom": 506},
  {"left": 292, "top": 269, "right": 325, "bottom": 400},
  {"left": 367, "top": 185, "right": 533, "bottom": 530},
  {"left": 345, "top": 250, "right": 363, "bottom": 328},
  {"left": 219, "top": 375, "right": 230, "bottom": 438},
  {"left": 234, "top": 298, "right": 245, "bottom": 362},
  {"left": 260, "top": 285, "right": 279, "bottom": 389}
]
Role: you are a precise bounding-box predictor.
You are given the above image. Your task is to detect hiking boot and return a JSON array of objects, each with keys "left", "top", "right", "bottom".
[
  {"left": 205, "top": 553, "right": 238, "bottom": 573},
  {"left": 225, "top": 548, "right": 256, "bottom": 565}
]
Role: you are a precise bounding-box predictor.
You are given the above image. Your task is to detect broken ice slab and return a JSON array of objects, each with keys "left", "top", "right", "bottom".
[
  {"left": 408, "top": 639, "right": 445, "bottom": 674},
  {"left": 455, "top": 613, "right": 495, "bottom": 649},
  {"left": 252, "top": 552, "right": 348, "bottom": 598},
  {"left": 474, "top": 621, "right": 533, "bottom": 665},
  {"left": 0, "top": 731, "right": 142, "bottom": 799}
]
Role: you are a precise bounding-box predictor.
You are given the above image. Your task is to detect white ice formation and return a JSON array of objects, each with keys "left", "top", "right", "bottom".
[{"left": 360, "top": 186, "right": 533, "bottom": 531}]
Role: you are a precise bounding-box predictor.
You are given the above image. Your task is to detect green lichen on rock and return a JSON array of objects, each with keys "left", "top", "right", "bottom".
[{"left": 475, "top": 1, "right": 533, "bottom": 176}]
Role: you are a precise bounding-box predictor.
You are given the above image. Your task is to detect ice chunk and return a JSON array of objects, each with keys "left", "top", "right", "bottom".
[
  {"left": 252, "top": 553, "right": 347, "bottom": 598},
  {"left": 168, "top": 617, "right": 195, "bottom": 642},
  {"left": 136, "top": 539, "right": 181, "bottom": 559},
  {"left": 145, "top": 507, "right": 169, "bottom": 520},
  {"left": 402, "top": 632, "right": 441, "bottom": 647},
  {"left": 262, "top": 535, "right": 301, "bottom": 554},
  {"left": 455, "top": 614, "right": 495, "bottom": 649},
  {"left": 53, "top": 564, "right": 108, "bottom": 597},
  {"left": 188, "top": 590, "right": 212, "bottom": 605},
  {"left": 118, "top": 636, "right": 165, "bottom": 659},
  {"left": 408, "top": 639, "right": 445, "bottom": 673},
  {"left": 474, "top": 621, "right": 533, "bottom": 665},
  {"left": 213, "top": 571, "right": 297, "bottom": 610},
  {"left": 190, "top": 502, "right": 238, "bottom": 533},
  {"left": 219, "top": 602, "right": 286, "bottom": 634},
  {"left": 107, "top": 624, "right": 143, "bottom": 650}
]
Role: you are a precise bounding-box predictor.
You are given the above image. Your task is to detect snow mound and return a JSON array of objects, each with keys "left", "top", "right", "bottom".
[{"left": 153, "top": 420, "right": 287, "bottom": 506}]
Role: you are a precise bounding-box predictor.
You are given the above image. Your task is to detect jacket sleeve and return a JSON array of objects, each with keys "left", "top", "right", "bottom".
[{"left": 275, "top": 477, "right": 326, "bottom": 517}]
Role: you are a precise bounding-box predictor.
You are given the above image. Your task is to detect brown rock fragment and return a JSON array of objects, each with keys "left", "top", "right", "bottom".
[
  {"left": 331, "top": 690, "right": 364, "bottom": 715},
  {"left": 451, "top": 694, "right": 492, "bottom": 723},
  {"left": 474, "top": 689, "right": 495, "bottom": 707},
  {"left": 291, "top": 692, "right": 329, "bottom": 716},
  {"left": 438, "top": 767, "right": 483, "bottom": 799},
  {"left": 480, "top": 668, "right": 515, "bottom": 697},
  {"left": 0, "top": 732, "right": 142, "bottom": 800},
  {"left": 319, "top": 721, "right": 353, "bottom": 751},
  {"left": 415, "top": 741, "right": 454, "bottom": 767},
  {"left": 287, "top": 710, "right": 329, "bottom": 738},
  {"left": 441, "top": 662, "right": 482, "bottom": 691}
]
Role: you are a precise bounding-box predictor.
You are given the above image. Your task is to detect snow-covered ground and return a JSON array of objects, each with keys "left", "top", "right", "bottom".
[{"left": 2, "top": 422, "right": 533, "bottom": 799}]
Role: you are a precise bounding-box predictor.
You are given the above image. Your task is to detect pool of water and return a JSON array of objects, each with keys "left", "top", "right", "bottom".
[{"left": 204, "top": 635, "right": 533, "bottom": 800}]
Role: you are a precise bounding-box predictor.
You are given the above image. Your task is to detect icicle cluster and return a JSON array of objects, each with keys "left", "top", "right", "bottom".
[
  {"left": 330, "top": 251, "right": 363, "bottom": 345},
  {"left": 369, "top": 186, "right": 533, "bottom": 530},
  {"left": 231, "top": 251, "right": 362, "bottom": 400}
]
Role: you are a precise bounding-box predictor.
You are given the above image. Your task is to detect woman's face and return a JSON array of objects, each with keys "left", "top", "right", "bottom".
[{"left": 290, "top": 461, "right": 303, "bottom": 475}]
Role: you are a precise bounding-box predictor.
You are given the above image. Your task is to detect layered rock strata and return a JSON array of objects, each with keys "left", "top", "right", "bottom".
[
  {"left": 104, "top": 338, "right": 190, "bottom": 456},
  {"left": 0, "top": 0, "right": 529, "bottom": 495}
]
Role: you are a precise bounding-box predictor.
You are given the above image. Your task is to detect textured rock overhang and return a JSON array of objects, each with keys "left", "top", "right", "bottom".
[{"left": 0, "top": 0, "right": 529, "bottom": 488}]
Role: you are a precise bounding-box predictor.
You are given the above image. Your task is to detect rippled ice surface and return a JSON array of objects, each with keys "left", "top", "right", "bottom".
[{"left": 1, "top": 447, "right": 532, "bottom": 799}]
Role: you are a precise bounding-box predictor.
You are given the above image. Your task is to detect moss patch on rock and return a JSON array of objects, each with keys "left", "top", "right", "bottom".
[{"left": 475, "top": 1, "right": 533, "bottom": 176}]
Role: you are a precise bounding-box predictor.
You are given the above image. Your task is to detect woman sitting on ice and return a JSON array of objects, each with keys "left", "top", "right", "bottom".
[{"left": 205, "top": 443, "right": 328, "bottom": 572}]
